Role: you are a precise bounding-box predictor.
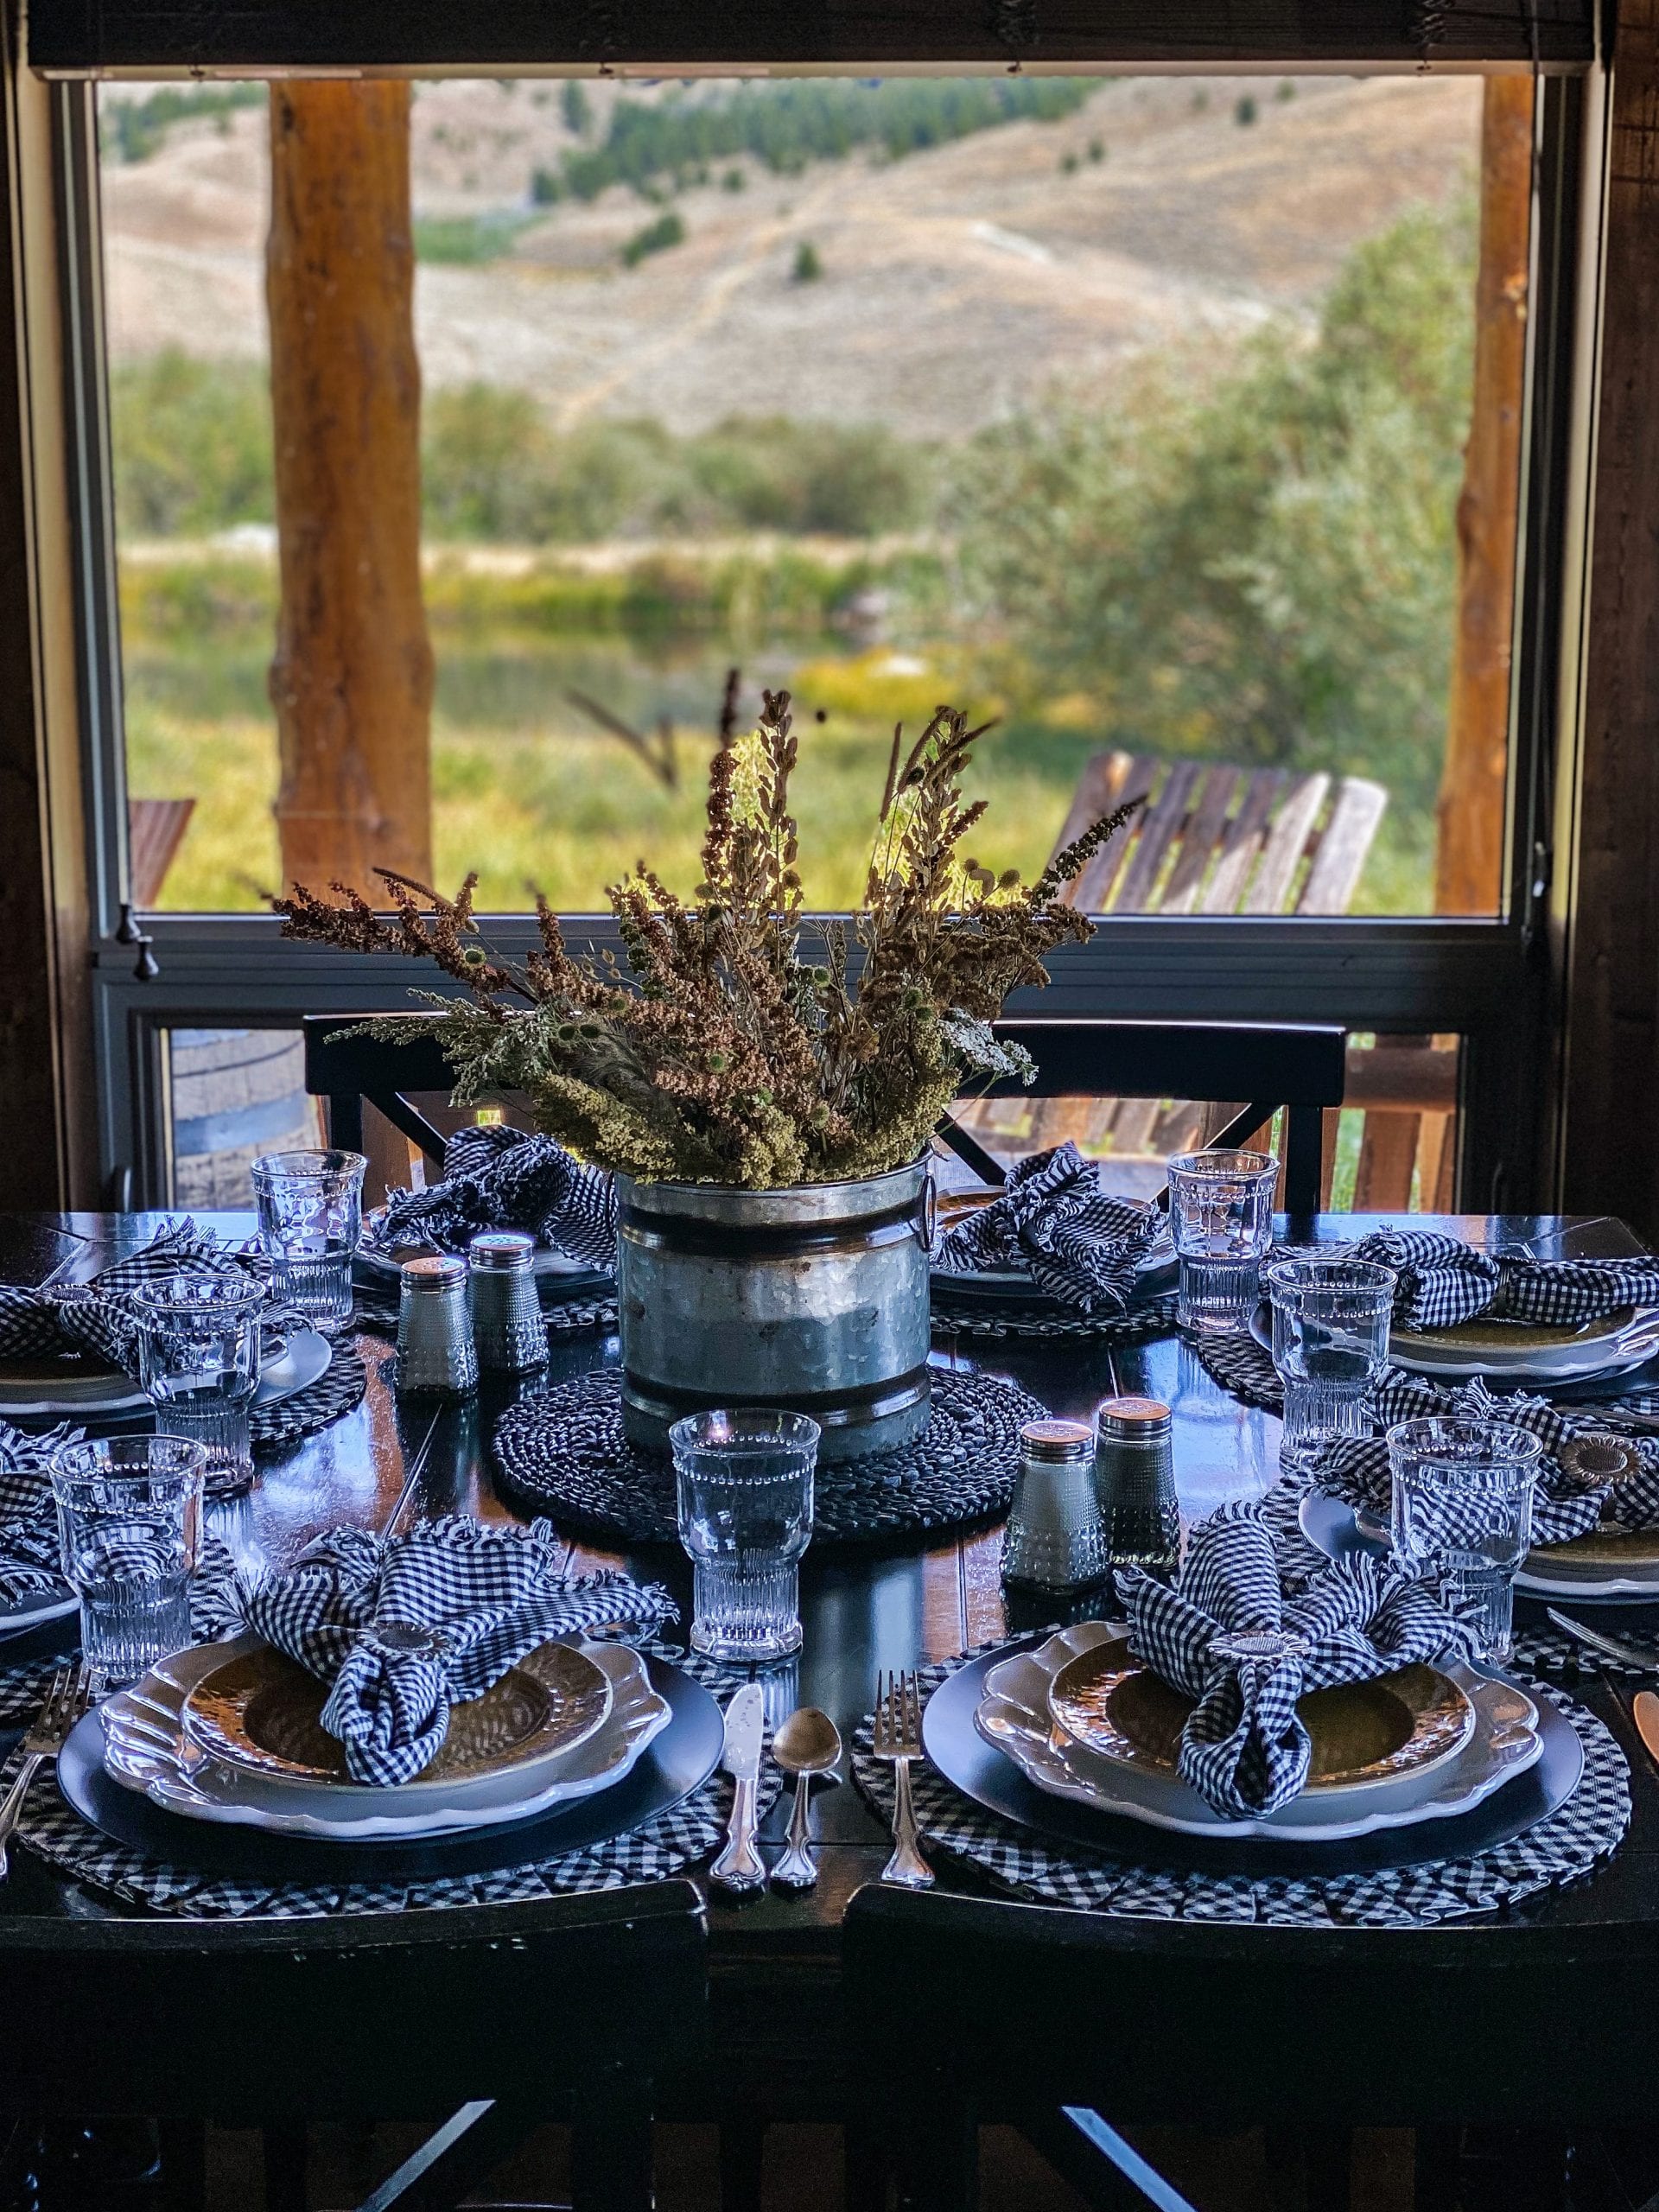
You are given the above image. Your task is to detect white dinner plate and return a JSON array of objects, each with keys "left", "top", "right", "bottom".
[
  {"left": 1300, "top": 1483, "right": 1659, "bottom": 1605},
  {"left": 102, "top": 1637, "right": 671, "bottom": 1840},
  {"left": 0, "top": 1580, "right": 79, "bottom": 1641},
  {"left": 976, "top": 1620, "right": 1541, "bottom": 1842},
  {"left": 933, "top": 1215, "right": 1176, "bottom": 1302},
  {"left": 0, "top": 1324, "right": 332, "bottom": 1421},
  {"left": 1247, "top": 1300, "right": 1659, "bottom": 1390},
  {"left": 358, "top": 1215, "right": 612, "bottom": 1298}
]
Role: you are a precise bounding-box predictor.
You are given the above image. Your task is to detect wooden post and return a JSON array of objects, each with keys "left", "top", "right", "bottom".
[
  {"left": 1433, "top": 74, "right": 1533, "bottom": 917},
  {"left": 1562, "top": 1, "right": 1659, "bottom": 1236},
  {"left": 267, "top": 82, "right": 433, "bottom": 893}
]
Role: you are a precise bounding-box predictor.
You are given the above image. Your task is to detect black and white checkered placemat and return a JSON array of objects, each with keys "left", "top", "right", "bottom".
[
  {"left": 2, "top": 1640, "right": 779, "bottom": 1919},
  {"left": 851, "top": 1647, "right": 1630, "bottom": 1928},
  {"left": 493, "top": 1364, "right": 1048, "bottom": 1547},
  {"left": 930, "top": 1287, "right": 1179, "bottom": 1344}
]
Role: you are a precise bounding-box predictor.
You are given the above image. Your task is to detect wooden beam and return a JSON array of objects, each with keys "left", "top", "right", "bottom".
[
  {"left": 1563, "top": 1, "right": 1659, "bottom": 1237},
  {"left": 0, "top": 37, "right": 96, "bottom": 1205},
  {"left": 267, "top": 82, "right": 433, "bottom": 898},
  {"left": 1435, "top": 74, "right": 1532, "bottom": 918}
]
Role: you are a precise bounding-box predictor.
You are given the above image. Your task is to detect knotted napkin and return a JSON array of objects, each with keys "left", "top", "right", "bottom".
[
  {"left": 1350, "top": 1229, "right": 1659, "bottom": 1333},
  {"left": 238, "top": 1515, "right": 671, "bottom": 1786},
  {"left": 1116, "top": 1497, "right": 1471, "bottom": 1818},
  {"left": 377, "top": 1126, "right": 617, "bottom": 1269},
  {"left": 1313, "top": 1370, "right": 1659, "bottom": 1550},
  {"left": 935, "top": 1142, "right": 1163, "bottom": 1314},
  {"left": 0, "top": 1222, "right": 277, "bottom": 1377},
  {"left": 0, "top": 1418, "right": 85, "bottom": 1605}
]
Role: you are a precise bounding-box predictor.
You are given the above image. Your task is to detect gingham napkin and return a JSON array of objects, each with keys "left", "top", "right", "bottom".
[
  {"left": 1313, "top": 1370, "right": 1659, "bottom": 1548},
  {"left": 0, "top": 1419, "right": 84, "bottom": 1605},
  {"left": 238, "top": 1515, "right": 672, "bottom": 1786},
  {"left": 935, "top": 1142, "right": 1163, "bottom": 1314},
  {"left": 0, "top": 1222, "right": 278, "bottom": 1377},
  {"left": 1116, "top": 1497, "right": 1472, "bottom": 1818},
  {"left": 1351, "top": 1229, "right": 1659, "bottom": 1332},
  {"left": 376, "top": 1126, "right": 616, "bottom": 1268}
]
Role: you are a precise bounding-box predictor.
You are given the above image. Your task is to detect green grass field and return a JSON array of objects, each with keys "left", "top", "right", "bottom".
[{"left": 122, "top": 554, "right": 1437, "bottom": 916}]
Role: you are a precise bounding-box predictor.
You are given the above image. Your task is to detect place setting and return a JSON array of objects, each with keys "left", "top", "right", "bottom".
[
  {"left": 353, "top": 1122, "right": 620, "bottom": 1338},
  {"left": 1, "top": 1460, "right": 768, "bottom": 1915},
  {"left": 0, "top": 1204, "right": 370, "bottom": 1483},
  {"left": 927, "top": 1137, "right": 1179, "bottom": 1343},
  {"left": 848, "top": 1489, "right": 1631, "bottom": 1924}
]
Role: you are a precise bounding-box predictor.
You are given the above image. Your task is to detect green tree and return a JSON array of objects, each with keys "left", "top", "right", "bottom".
[
  {"left": 562, "top": 80, "right": 593, "bottom": 137},
  {"left": 944, "top": 202, "right": 1477, "bottom": 816},
  {"left": 109, "top": 349, "right": 273, "bottom": 536},
  {"left": 791, "top": 240, "right": 823, "bottom": 283}
]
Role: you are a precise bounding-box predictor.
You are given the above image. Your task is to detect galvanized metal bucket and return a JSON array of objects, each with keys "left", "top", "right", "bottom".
[{"left": 614, "top": 1159, "right": 933, "bottom": 1464}]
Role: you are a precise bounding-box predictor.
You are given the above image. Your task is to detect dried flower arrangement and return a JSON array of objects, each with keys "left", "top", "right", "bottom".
[{"left": 275, "top": 694, "right": 1135, "bottom": 1188}]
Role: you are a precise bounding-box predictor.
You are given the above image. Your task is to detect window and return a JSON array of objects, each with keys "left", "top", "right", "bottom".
[
  {"left": 63, "top": 68, "right": 1586, "bottom": 1210},
  {"left": 104, "top": 72, "right": 1516, "bottom": 921}
]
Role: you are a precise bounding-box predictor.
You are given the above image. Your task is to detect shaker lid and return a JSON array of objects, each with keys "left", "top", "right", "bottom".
[
  {"left": 402, "top": 1254, "right": 467, "bottom": 1288},
  {"left": 468, "top": 1230, "right": 536, "bottom": 1270},
  {"left": 1020, "top": 1419, "right": 1094, "bottom": 1463},
  {"left": 1096, "top": 1395, "right": 1172, "bottom": 1438}
]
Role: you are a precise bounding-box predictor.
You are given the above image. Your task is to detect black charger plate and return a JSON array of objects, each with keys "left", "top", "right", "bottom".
[
  {"left": 921, "top": 1637, "right": 1584, "bottom": 1883},
  {"left": 55, "top": 1653, "right": 720, "bottom": 1887}
]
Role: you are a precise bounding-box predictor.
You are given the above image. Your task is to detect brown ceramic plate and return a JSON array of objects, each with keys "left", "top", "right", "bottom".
[
  {"left": 1392, "top": 1307, "right": 1637, "bottom": 1356},
  {"left": 1530, "top": 1526, "right": 1659, "bottom": 1570},
  {"left": 1046, "top": 1637, "right": 1474, "bottom": 1795},
  {"left": 181, "top": 1638, "right": 613, "bottom": 1789}
]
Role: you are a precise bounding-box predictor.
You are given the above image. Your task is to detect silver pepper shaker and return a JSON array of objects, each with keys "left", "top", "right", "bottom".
[
  {"left": 397, "top": 1255, "right": 478, "bottom": 1396},
  {"left": 1001, "top": 1420, "right": 1111, "bottom": 1594},
  {"left": 1093, "top": 1395, "right": 1180, "bottom": 1574},
  {"left": 467, "top": 1231, "right": 547, "bottom": 1374}
]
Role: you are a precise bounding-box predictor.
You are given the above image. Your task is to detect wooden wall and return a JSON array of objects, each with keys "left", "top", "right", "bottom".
[
  {"left": 1561, "top": 0, "right": 1659, "bottom": 1236},
  {"left": 0, "top": 1, "right": 96, "bottom": 1208}
]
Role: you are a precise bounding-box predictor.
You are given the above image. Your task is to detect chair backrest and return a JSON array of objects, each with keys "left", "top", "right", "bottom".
[
  {"left": 842, "top": 1883, "right": 1659, "bottom": 2133},
  {"left": 966, "top": 1017, "right": 1345, "bottom": 1215},
  {"left": 305, "top": 1012, "right": 1344, "bottom": 1215},
  {"left": 1050, "top": 751, "right": 1387, "bottom": 918},
  {"left": 0, "top": 1882, "right": 706, "bottom": 2120}
]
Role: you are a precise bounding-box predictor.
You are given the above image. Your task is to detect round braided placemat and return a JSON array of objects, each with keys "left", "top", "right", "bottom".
[
  {"left": 493, "top": 1365, "right": 1047, "bottom": 1547},
  {"left": 353, "top": 1293, "right": 617, "bottom": 1341},
  {"left": 931, "top": 1288, "right": 1178, "bottom": 1343}
]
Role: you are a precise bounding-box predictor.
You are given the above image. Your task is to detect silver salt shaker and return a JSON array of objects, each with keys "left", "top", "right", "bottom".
[
  {"left": 1093, "top": 1395, "right": 1180, "bottom": 1574},
  {"left": 1001, "top": 1420, "right": 1111, "bottom": 1594},
  {"left": 468, "top": 1230, "right": 547, "bottom": 1373},
  {"left": 397, "top": 1255, "right": 478, "bottom": 1396}
]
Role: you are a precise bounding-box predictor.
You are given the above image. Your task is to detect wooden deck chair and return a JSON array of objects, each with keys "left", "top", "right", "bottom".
[{"left": 959, "top": 752, "right": 1452, "bottom": 1205}]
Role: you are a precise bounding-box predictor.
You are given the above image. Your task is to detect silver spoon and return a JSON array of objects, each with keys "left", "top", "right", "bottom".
[{"left": 771, "top": 1706, "right": 842, "bottom": 1893}]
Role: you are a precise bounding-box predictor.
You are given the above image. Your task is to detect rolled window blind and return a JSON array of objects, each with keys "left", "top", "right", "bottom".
[{"left": 27, "top": 0, "right": 1592, "bottom": 78}]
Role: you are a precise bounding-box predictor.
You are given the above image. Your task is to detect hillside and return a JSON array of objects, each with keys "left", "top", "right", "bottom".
[{"left": 99, "top": 72, "right": 1483, "bottom": 439}]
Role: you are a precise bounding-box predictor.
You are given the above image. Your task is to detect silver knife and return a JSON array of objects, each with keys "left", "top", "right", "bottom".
[
  {"left": 1545, "top": 1607, "right": 1659, "bottom": 1672},
  {"left": 709, "top": 1682, "right": 767, "bottom": 1897}
]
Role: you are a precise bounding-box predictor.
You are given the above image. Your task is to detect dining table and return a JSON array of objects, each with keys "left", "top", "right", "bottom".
[{"left": 5, "top": 1205, "right": 1659, "bottom": 2170}]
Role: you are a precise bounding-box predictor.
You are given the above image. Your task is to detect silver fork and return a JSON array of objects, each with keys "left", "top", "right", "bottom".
[
  {"left": 0, "top": 1662, "right": 93, "bottom": 1880},
  {"left": 871, "top": 1669, "right": 934, "bottom": 1890}
]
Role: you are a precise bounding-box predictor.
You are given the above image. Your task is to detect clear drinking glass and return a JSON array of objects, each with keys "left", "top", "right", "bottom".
[
  {"left": 1387, "top": 1417, "right": 1544, "bottom": 1663},
  {"left": 671, "top": 1408, "right": 819, "bottom": 1663},
  {"left": 132, "top": 1272, "right": 264, "bottom": 1484},
  {"left": 251, "top": 1147, "right": 366, "bottom": 1329},
  {"left": 1166, "top": 1148, "right": 1279, "bottom": 1338},
  {"left": 1267, "top": 1257, "right": 1396, "bottom": 1471},
  {"left": 50, "top": 1435, "right": 205, "bottom": 1683}
]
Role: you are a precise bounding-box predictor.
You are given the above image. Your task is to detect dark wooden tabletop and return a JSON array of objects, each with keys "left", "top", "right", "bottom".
[{"left": 5, "top": 1209, "right": 1659, "bottom": 2119}]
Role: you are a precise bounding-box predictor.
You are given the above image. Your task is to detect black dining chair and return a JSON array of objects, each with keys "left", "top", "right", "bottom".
[
  {"left": 302, "top": 1013, "right": 1345, "bottom": 1217},
  {"left": 841, "top": 1883, "right": 1659, "bottom": 2212},
  {"left": 0, "top": 1881, "right": 706, "bottom": 2212}
]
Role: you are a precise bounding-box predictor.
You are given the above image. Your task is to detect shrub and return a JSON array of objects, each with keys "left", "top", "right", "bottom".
[
  {"left": 109, "top": 350, "right": 272, "bottom": 537},
  {"left": 791, "top": 240, "right": 823, "bottom": 283},
  {"left": 621, "top": 211, "right": 686, "bottom": 267}
]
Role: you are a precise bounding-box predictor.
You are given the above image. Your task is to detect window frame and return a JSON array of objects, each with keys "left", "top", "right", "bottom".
[{"left": 59, "top": 69, "right": 1599, "bottom": 1210}]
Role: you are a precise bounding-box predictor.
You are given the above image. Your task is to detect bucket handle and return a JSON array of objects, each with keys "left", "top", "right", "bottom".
[{"left": 917, "top": 1168, "right": 938, "bottom": 1255}]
